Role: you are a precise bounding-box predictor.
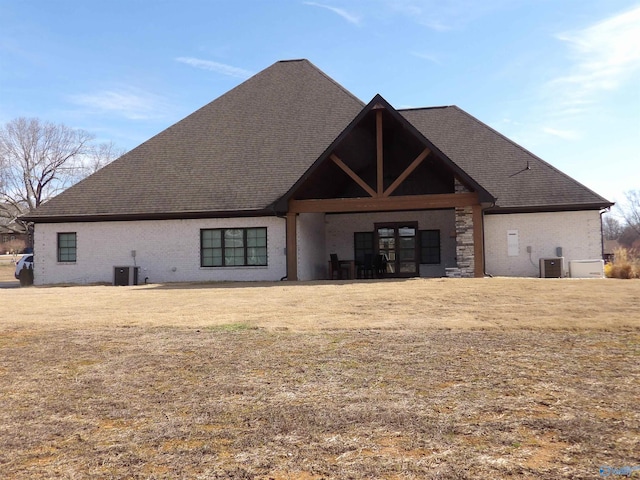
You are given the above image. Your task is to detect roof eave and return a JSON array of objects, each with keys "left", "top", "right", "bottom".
[
  {"left": 21, "top": 208, "right": 279, "bottom": 224},
  {"left": 485, "top": 202, "right": 614, "bottom": 214}
]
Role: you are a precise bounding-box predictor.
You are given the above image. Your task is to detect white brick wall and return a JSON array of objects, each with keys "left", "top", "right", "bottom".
[
  {"left": 33, "top": 217, "right": 287, "bottom": 285},
  {"left": 296, "top": 213, "right": 327, "bottom": 281},
  {"left": 484, "top": 210, "right": 603, "bottom": 277}
]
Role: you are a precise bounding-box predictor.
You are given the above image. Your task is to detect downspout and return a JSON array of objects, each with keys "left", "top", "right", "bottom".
[
  {"left": 273, "top": 206, "right": 289, "bottom": 281},
  {"left": 600, "top": 207, "right": 610, "bottom": 261},
  {"left": 482, "top": 202, "right": 495, "bottom": 278},
  {"left": 273, "top": 209, "right": 289, "bottom": 282}
]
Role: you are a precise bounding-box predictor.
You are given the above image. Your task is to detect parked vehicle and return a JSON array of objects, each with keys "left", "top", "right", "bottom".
[{"left": 14, "top": 254, "right": 34, "bottom": 286}]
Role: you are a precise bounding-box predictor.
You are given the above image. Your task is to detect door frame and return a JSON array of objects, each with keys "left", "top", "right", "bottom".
[{"left": 374, "top": 221, "right": 419, "bottom": 278}]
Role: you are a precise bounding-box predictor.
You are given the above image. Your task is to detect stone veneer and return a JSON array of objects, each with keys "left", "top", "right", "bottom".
[{"left": 446, "top": 179, "right": 476, "bottom": 278}]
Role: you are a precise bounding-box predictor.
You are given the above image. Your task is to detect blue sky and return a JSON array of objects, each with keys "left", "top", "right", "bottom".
[{"left": 1, "top": 0, "right": 638, "bottom": 204}]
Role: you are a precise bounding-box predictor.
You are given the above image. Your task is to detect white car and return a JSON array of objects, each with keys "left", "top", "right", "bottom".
[{"left": 14, "top": 254, "right": 34, "bottom": 285}]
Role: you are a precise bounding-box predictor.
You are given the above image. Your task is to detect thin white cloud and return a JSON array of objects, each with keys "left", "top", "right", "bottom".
[
  {"left": 542, "top": 127, "right": 581, "bottom": 141},
  {"left": 69, "top": 88, "right": 167, "bottom": 120},
  {"left": 383, "top": 0, "right": 513, "bottom": 31},
  {"left": 175, "top": 57, "right": 253, "bottom": 79},
  {"left": 549, "top": 6, "right": 640, "bottom": 108},
  {"left": 303, "top": 2, "right": 361, "bottom": 25}
]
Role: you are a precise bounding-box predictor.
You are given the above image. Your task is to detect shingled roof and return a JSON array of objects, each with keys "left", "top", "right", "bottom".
[
  {"left": 26, "top": 59, "right": 364, "bottom": 221},
  {"left": 25, "top": 59, "right": 610, "bottom": 222},
  {"left": 401, "top": 106, "right": 611, "bottom": 211}
]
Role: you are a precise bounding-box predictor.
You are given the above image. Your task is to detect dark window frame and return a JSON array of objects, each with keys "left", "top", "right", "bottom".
[
  {"left": 420, "top": 229, "right": 441, "bottom": 264},
  {"left": 353, "top": 231, "right": 375, "bottom": 263},
  {"left": 57, "top": 232, "right": 77, "bottom": 263},
  {"left": 200, "top": 227, "right": 268, "bottom": 267}
]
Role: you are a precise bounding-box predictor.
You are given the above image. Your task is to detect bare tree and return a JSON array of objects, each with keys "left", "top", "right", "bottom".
[
  {"left": 619, "top": 189, "right": 640, "bottom": 236},
  {"left": 602, "top": 213, "right": 624, "bottom": 240},
  {"left": 83, "top": 140, "right": 127, "bottom": 176},
  {"left": 0, "top": 117, "right": 124, "bottom": 233}
]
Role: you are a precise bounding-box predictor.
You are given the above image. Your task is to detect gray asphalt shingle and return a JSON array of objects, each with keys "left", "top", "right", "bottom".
[{"left": 26, "top": 59, "right": 610, "bottom": 221}]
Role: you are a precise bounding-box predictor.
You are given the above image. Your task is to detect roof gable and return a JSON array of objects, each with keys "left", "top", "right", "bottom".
[{"left": 276, "top": 94, "right": 494, "bottom": 210}]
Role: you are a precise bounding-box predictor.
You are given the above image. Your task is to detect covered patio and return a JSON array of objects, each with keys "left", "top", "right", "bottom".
[{"left": 278, "top": 96, "right": 493, "bottom": 281}]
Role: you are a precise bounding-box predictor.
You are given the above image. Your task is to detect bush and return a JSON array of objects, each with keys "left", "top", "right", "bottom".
[{"left": 605, "top": 248, "right": 640, "bottom": 279}]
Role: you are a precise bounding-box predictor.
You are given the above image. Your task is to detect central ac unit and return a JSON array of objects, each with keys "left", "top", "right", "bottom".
[{"left": 539, "top": 257, "right": 564, "bottom": 278}]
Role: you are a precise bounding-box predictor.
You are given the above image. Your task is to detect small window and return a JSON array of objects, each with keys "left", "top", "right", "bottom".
[
  {"left": 353, "top": 232, "right": 374, "bottom": 263},
  {"left": 201, "top": 227, "right": 267, "bottom": 267},
  {"left": 58, "top": 232, "right": 77, "bottom": 262},
  {"left": 420, "top": 230, "right": 440, "bottom": 264}
]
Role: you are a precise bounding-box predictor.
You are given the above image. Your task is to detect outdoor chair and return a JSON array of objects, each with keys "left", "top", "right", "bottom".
[
  {"left": 359, "top": 253, "right": 374, "bottom": 279},
  {"left": 329, "top": 253, "right": 350, "bottom": 280},
  {"left": 373, "top": 253, "right": 387, "bottom": 278}
]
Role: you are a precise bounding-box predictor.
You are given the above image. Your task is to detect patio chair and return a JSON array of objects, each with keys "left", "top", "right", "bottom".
[
  {"left": 329, "top": 253, "right": 350, "bottom": 280},
  {"left": 359, "top": 253, "right": 374, "bottom": 279},
  {"left": 373, "top": 253, "right": 387, "bottom": 278}
]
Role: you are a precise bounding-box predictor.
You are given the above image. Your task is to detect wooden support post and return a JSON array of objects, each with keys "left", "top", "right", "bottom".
[
  {"left": 286, "top": 212, "right": 298, "bottom": 281},
  {"left": 376, "top": 110, "right": 383, "bottom": 196},
  {"left": 472, "top": 204, "right": 484, "bottom": 278}
]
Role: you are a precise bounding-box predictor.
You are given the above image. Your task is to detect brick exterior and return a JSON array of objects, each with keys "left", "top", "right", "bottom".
[
  {"left": 484, "top": 210, "right": 603, "bottom": 277},
  {"left": 33, "top": 217, "right": 287, "bottom": 285}
]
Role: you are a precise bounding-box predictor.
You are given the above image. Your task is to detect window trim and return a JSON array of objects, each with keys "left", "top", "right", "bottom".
[
  {"left": 57, "top": 232, "right": 77, "bottom": 263},
  {"left": 200, "top": 227, "right": 268, "bottom": 267}
]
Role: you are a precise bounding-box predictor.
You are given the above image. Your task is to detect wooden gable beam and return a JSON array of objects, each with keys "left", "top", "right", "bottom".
[
  {"left": 289, "top": 192, "right": 479, "bottom": 213},
  {"left": 330, "top": 154, "right": 376, "bottom": 198},
  {"left": 383, "top": 147, "right": 431, "bottom": 198},
  {"left": 376, "top": 110, "right": 383, "bottom": 196}
]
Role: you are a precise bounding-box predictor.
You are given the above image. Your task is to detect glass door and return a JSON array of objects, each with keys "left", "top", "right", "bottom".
[{"left": 375, "top": 222, "right": 419, "bottom": 277}]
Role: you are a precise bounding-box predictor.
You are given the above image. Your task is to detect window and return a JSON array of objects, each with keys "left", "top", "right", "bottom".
[
  {"left": 58, "top": 232, "right": 77, "bottom": 262},
  {"left": 420, "top": 229, "right": 440, "bottom": 264},
  {"left": 353, "top": 232, "right": 374, "bottom": 263},
  {"left": 201, "top": 227, "right": 267, "bottom": 267}
]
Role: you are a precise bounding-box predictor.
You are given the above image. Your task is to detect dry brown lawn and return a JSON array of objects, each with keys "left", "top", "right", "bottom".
[
  {"left": 1, "top": 277, "right": 639, "bottom": 479},
  {"left": 0, "top": 260, "right": 17, "bottom": 283}
]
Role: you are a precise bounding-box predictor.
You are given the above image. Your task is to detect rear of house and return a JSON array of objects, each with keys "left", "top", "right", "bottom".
[{"left": 24, "top": 60, "right": 612, "bottom": 285}]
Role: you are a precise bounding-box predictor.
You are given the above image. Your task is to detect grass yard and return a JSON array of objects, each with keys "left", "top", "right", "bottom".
[
  {"left": 0, "top": 278, "right": 639, "bottom": 479},
  {"left": 0, "top": 259, "right": 17, "bottom": 283}
]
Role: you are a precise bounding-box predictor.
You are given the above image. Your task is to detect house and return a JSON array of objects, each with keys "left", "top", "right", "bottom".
[
  {"left": 23, "top": 59, "right": 612, "bottom": 285},
  {"left": 0, "top": 225, "right": 28, "bottom": 255}
]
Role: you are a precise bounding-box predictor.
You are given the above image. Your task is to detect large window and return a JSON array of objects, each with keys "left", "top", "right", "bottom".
[
  {"left": 353, "top": 232, "right": 374, "bottom": 263},
  {"left": 420, "top": 229, "right": 440, "bottom": 264},
  {"left": 201, "top": 227, "right": 267, "bottom": 267},
  {"left": 57, "top": 232, "right": 77, "bottom": 262}
]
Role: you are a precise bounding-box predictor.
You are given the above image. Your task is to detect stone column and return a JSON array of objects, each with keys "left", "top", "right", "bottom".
[{"left": 446, "top": 179, "right": 476, "bottom": 278}]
